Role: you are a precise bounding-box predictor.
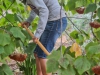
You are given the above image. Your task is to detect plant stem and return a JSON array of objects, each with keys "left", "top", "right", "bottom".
[{"left": 90, "top": 2, "right": 100, "bottom": 42}]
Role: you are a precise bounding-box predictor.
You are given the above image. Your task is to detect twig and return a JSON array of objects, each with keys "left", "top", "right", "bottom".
[
  {"left": 1, "top": 0, "right": 15, "bottom": 17},
  {"left": 0, "top": 13, "right": 14, "bottom": 26},
  {"left": 66, "top": 13, "right": 93, "bottom": 42},
  {"left": 67, "top": 15, "right": 83, "bottom": 33},
  {"left": 65, "top": 30, "right": 74, "bottom": 43},
  {"left": 0, "top": 28, "right": 12, "bottom": 35},
  {"left": 90, "top": 2, "right": 100, "bottom": 41},
  {"left": 67, "top": 16, "right": 90, "bottom": 20},
  {"left": 0, "top": 0, "right": 15, "bottom": 25}
]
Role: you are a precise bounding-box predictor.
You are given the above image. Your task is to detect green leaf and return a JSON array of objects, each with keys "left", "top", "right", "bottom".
[
  {"left": 14, "top": 13, "right": 23, "bottom": 22},
  {"left": 0, "top": 70, "right": 5, "bottom": 75},
  {"left": 85, "top": 42, "right": 98, "bottom": 50},
  {"left": 74, "top": 56, "right": 91, "bottom": 75},
  {"left": 0, "top": 65, "right": 3, "bottom": 72},
  {"left": 47, "top": 50, "right": 61, "bottom": 61},
  {"left": 70, "top": 30, "right": 79, "bottom": 39},
  {"left": 67, "top": 0, "right": 75, "bottom": 10},
  {"left": 0, "top": 11, "right": 3, "bottom": 16},
  {"left": 93, "top": 13, "right": 97, "bottom": 19},
  {"left": 31, "top": 23, "right": 38, "bottom": 32},
  {"left": 5, "top": 14, "right": 15, "bottom": 22},
  {"left": 64, "top": 54, "right": 74, "bottom": 65},
  {"left": 4, "top": 40, "right": 15, "bottom": 55},
  {"left": 3, "top": 0, "right": 13, "bottom": 9},
  {"left": 2, "top": 64, "right": 13, "bottom": 75},
  {"left": 95, "top": 28, "right": 100, "bottom": 39},
  {"left": 86, "top": 44, "right": 100, "bottom": 57},
  {"left": 57, "top": 45, "right": 66, "bottom": 55},
  {"left": 0, "top": 64, "right": 13, "bottom": 75},
  {"left": 59, "top": 57, "right": 69, "bottom": 69},
  {"left": 0, "top": 18, "right": 6, "bottom": 26},
  {"left": 63, "top": 46, "right": 71, "bottom": 56},
  {"left": 93, "top": 52, "right": 100, "bottom": 62},
  {"left": 81, "top": 30, "right": 90, "bottom": 39},
  {"left": 58, "top": 65, "right": 76, "bottom": 75},
  {"left": 96, "top": 19, "right": 100, "bottom": 23},
  {"left": 46, "top": 59, "right": 59, "bottom": 73},
  {"left": 63, "top": 5, "right": 69, "bottom": 11},
  {"left": 76, "top": 34, "right": 84, "bottom": 45},
  {"left": 75, "top": 0, "right": 87, "bottom": 7},
  {"left": 0, "top": 41, "right": 15, "bottom": 59},
  {"left": 25, "top": 42, "right": 36, "bottom": 54},
  {"left": 22, "top": 30, "right": 31, "bottom": 40},
  {"left": 97, "top": 8, "right": 100, "bottom": 20},
  {"left": 65, "top": 46, "right": 75, "bottom": 58},
  {"left": 3, "top": 1, "right": 7, "bottom": 8},
  {"left": 8, "top": 0, "right": 14, "bottom": 2},
  {"left": 10, "top": 27, "right": 26, "bottom": 42},
  {"left": 85, "top": 3, "right": 97, "bottom": 13},
  {"left": 0, "top": 33, "right": 11, "bottom": 46},
  {"left": 0, "top": 46, "right": 5, "bottom": 54},
  {"left": 61, "top": 65, "right": 76, "bottom": 75},
  {"left": 99, "top": 2, "right": 100, "bottom": 5}
]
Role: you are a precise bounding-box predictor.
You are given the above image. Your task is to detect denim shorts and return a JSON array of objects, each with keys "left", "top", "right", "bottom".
[{"left": 34, "top": 17, "right": 67, "bottom": 58}]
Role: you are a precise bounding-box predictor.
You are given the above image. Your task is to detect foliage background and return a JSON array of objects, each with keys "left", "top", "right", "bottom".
[{"left": 0, "top": 0, "right": 100, "bottom": 75}]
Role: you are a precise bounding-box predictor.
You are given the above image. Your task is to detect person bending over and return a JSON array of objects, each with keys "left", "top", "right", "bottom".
[{"left": 21, "top": 0, "right": 67, "bottom": 75}]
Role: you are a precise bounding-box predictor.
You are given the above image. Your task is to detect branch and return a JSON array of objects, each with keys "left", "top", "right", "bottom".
[
  {"left": 68, "top": 16, "right": 90, "bottom": 20},
  {"left": 90, "top": 2, "right": 100, "bottom": 41},
  {"left": 65, "top": 30, "right": 75, "bottom": 43},
  {"left": 65, "top": 13, "right": 92, "bottom": 42},
  {"left": 67, "top": 16, "right": 83, "bottom": 33},
  {"left": 0, "top": 28, "right": 12, "bottom": 35},
  {"left": 0, "top": 13, "right": 14, "bottom": 26},
  {"left": 0, "top": 0, "right": 15, "bottom": 20}
]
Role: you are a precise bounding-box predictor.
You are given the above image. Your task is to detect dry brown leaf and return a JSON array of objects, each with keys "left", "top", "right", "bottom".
[{"left": 70, "top": 43, "right": 82, "bottom": 57}]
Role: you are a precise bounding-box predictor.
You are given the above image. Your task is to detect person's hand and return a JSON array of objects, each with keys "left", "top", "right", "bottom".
[
  {"left": 32, "top": 37, "right": 39, "bottom": 44},
  {"left": 21, "top": 21, "right": 30, "bottom": 28}
]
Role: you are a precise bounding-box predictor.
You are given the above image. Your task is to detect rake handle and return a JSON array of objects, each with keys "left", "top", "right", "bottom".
[{"left": 23, "top": 25, "right": 50, "bottom": 56}]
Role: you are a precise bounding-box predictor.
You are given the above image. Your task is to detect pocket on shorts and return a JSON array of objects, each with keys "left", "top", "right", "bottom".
[
  {"left": 45, "top": 21, "right": 56, "bottom": 31},
  {"left": 56, "top": 17, "right": 67, "bottom": 34},
  {"left": 45, "top": 21, "right": 57, "bottom": 31}
]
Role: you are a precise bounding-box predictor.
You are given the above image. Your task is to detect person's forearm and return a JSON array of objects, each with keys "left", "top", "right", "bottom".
[
  {"left": 26, "top": 10, "right": 36, "bottom": 23},
  {"left": 34, "top": 8, "right": 49, "bottom": 38}
]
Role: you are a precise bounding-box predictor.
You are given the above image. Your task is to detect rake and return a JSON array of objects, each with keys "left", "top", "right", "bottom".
[{"left": 23, "top": 25, "right": 50, "bottom": 56}]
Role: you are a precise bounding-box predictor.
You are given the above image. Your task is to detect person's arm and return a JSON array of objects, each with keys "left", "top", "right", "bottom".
[
  {"left": 30, "top": 0, "right": 49, "bottom": 39},
  {"left": 26, "top": 10, "right": 36, "bottom": 23},
  {"left": 21, "top": 10, "right": 36, "bottom": 28}
]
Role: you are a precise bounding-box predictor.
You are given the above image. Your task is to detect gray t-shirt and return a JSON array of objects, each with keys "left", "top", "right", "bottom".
[{"left": 26, "top": 0, "right": 66, "bottom": 38}]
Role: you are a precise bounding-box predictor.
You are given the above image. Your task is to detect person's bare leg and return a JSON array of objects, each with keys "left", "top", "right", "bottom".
[
  {"left": 34, "top": 53, "right": 43, "bottom": 75},
  {"left": 39, "top": 58, "right": 52, "bottom": 75}
]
